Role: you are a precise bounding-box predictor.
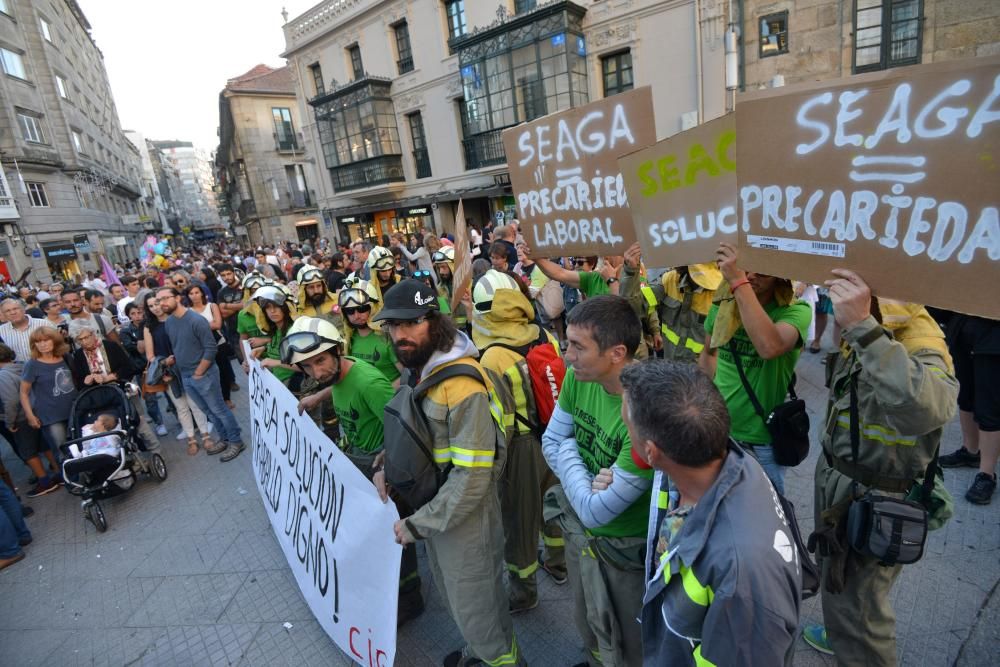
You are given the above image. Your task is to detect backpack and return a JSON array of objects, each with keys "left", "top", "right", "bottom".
[
  {"left": 382, "top": 363, "right": 492, "bottom": 510},
  {"left": 486, "top": 328, "right": 566, "bottom": 434}
]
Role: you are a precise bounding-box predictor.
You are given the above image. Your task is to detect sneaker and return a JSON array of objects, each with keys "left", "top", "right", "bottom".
[
  {"left": 966, "top": 472, "right": 997, "bottom": 505},
  {"left": 939, "top": 446, "right": 981, "bottom": 469},
  {"left": 175, "top": 429, "right": 189, "bottom": 441},
  {"left": 155, "top": 424, "right": 168, "bottom": 436},
  {"left": 802, "top": 624, "right": 834, "bottom": 655},
  {"left": 26, "top": 478, "right": 59, "bottom": 498},
  {"left": 220, "top": 441, "right": 246, "bottom": 462},
  {"left": 0, "top": 550, "right": 25, "bottom": 572},
  {"left": 204, "top": 438, "right": 226, "bottom": 455},
  {"left": 509, "top": 597, "right": 539, "bottom": 615},
  {"left": 542, "top": 561, "right": 568, "bottom": 585}
]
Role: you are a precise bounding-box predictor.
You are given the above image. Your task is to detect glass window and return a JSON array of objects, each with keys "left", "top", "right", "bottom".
[
  {"left": 854, "top": 0, "right": 922, "bottom": 73},
  {"left": 0, "top": 48, "right": 26, "bottom": 79},
  {"left": 17, "top": 112, "right": 43, "bottom": 142},
  {"left": 26, "top": 182, "right": 49, "bottom": 207},
  {"left": 408, "top": 112, "right": 431, "bottom": 178},
  {"left": 394, "top": 21, "right": 413, "bottom": 74},
  {"left": 446, "top": 1, "right": 466, "bottom": 40},
  {"left": 272, "top": 107, "right": 297, "bottom": 150},
  {"left": 0, "top": 0, "right": 10, "bottom": 16},
  {"left": 56, "top": 75, "right": 68, "bottom": 98},
  {"left": 40, "top": 18, "right": 52, "bottom": 42},
  {"left": 515, "top": 1, "right": 537, "bottom": 13},
  {"left": 759, "top": 12, "right": 789, "bottom": 57},
  {"left": 601, "top": 50, "right": 633, "bottom": 97},
  {"left": 72, "top": 130, "right": 83, "bottom": 152},
  {"left": 310, "top": 63, "right": 324, "bottom": 96},
  {"left": 348, "top": 45, "right": 364, "bottom": 80}
]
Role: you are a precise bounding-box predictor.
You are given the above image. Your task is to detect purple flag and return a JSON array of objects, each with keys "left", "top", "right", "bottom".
[{"left": 99, "top": 254, "right": 121, "bottom": 287}]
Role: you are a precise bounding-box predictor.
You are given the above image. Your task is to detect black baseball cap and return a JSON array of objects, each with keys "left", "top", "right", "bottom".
[{"left": 371, "top": 279, "right": 439, "bottom": 322}]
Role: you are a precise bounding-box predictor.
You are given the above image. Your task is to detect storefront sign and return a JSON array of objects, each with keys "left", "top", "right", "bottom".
[
  {"left": 397, "top": 206, "right": 430, "bottom": 217},
  {"left": 493, "top": 173, "right": 511, "bottom": 187},
  {"left": 73, "top": 234, "right": 92, "bottom": 252},
  {"left": 620, "top": 113, "right": 737, "bottom": 268},
  {"left": 338, "top": 216, "right": 358, "bottom": 224},
  {"left": 245, "top": 343, "right": 401, "bottom": 666},
  {"left": 43, "top": 243, "right": 77, "bottom": 260},
  {"left": 502, "top": 86, "right": 656, "bottom": 256},
  {"left": 737, "top": 55, "right": 1000, "bottom": 319}
]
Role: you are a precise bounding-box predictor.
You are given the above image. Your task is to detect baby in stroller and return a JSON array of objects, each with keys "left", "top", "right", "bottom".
[{"left": 80, "top": 414, "right": 122, "bottom": 457}]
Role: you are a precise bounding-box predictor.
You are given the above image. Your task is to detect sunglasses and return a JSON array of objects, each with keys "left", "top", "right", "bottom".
[
  {"left": 278, "top": 331, "right": 341, "bottom": 364},
  {"left": 342, "top": 304, "right": 372, "bottom": 316},
  {"left": 382, "top": 316, "right": 427, "bottom": 330},
  {"left": 412, "top": 270, "right": 432, "bottom": 279}
]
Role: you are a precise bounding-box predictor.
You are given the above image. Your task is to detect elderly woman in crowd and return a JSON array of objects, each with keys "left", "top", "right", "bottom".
[{"left": 67, "top": 320, "right": 161, "bottom": 453}]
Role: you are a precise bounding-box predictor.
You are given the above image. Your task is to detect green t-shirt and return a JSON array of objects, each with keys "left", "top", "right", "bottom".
[
  {"left": 557, "top": 367, "right": 652, "bottom": 538},
  {"left": 350, "top": 329, "right": 400, "bottom": 383},
  {"left": 577, "top": 271, "right": 610, "bottom": 298},
  {"left": 332, "top": 357, "right": 394, "bottom": 453},
  {"left": 264, "top": 327, "right": 295, "bottom": 382},
  {"left": 705, "top": 299, "right": 812, "bottom": 444},
  {"left": 237, "top": 308, "right": 261, "bottom": 337}
]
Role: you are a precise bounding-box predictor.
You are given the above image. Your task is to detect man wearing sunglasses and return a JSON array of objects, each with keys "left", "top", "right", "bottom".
[
  {"left": 280, "top": 316, "right": 425, "bottom": 627},
  {"left": 431, "top": 247, "right": 468, "bottom": 330},
  {"left": 337, "top": 280, "right": 401, "bottom": 386},
  {"left": 371, "top": 279, "right": 526, "bottom": 667}
]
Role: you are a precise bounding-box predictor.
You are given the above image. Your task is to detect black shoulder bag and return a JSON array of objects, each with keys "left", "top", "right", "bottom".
[
  {"left": 727, "top": 341, "right": 810, "bottom": 467},
  {"left": 845, "top": 373, "right": 931, "bottom": 566}
]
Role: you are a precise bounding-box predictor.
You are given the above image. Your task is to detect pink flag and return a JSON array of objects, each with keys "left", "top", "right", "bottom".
[{"left": 99, "top": 255, "right": 121, "bottom": 287}]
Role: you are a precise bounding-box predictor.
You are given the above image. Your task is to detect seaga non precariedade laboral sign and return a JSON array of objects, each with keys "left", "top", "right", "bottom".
[
  {"left": 502, "top": 87, "right": 657, "bottom": 257},
  {"left": 737, "top": 55, "right": 1000, "bottom": 320}
]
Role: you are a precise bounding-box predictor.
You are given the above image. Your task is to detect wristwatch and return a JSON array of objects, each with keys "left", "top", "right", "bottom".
[{"left": 606, "top": 277, "right": 619, "bottom": 285}]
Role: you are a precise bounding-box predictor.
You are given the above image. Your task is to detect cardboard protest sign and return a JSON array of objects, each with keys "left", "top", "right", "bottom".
[
  {"left": 737, "top": 55, "right": 1000, "bottom": 319},
  {"left": 246, "top": 342, "right": 401, "bottom": 667},
  {"left": 502, "top": 86, "right": 656, "bottom": 257},
  {"left": 619, "top": 113, "right": 736, "bottom": 268}
]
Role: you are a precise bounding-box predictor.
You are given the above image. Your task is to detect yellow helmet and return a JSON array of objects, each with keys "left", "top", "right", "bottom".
[
  {"left": 472, "top": 269, "right": 520, "bottom": 313},
  {"left": 280, "top": 316, "right": 345, "bottom": 365},
  {"left": 296, "top": 264, "right": 325, "bottom": 285},
  {"left": 241, "top": 272, "right": 269, "bottom": 291},
  {"left": 338, "top": 278, "right": 380, "bottom": 309},
  {"left": 366, "top": 246, "right": 394, "bottom": 272}
]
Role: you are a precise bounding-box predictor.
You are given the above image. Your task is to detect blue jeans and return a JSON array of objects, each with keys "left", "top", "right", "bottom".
[
  {"left": 181, "top": 365, "right": 242, "bottom": 445},
  {"left": 0, "top": 480, "right": 30, "bottom": 558},
  {"left": 144, "top": 394, "right": 164, "bottom": 427},
  {"left": 743, "top": 442, "right": 786, "bottom": 495},
  {"left": 41, "top": 421, "right": 68, "bottom": 462}
]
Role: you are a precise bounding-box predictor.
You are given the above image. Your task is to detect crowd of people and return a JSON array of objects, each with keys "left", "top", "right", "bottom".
[{"left": 0, "top": 221, "right": 996, "bottom": 667}]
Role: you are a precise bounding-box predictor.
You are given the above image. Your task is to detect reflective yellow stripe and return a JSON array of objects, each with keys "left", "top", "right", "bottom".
[
  {"left": 685, "top": 337, "right": 704, "bottom": 354},
  {"left": 693, "top": 644, "right": 716, "bottom": 667},
  {"left": 681, "top": 564, "right": 714, "bottom": 606},
  {"left": 836, "top": 417, "right": 917, "bottom": 446},
  {"left": 928, "top": 366, "right": 946, "bottom": 377},
  {"left": 662, "top": 325, "right": 681, "bottom": 345},
  {"left": 542, "top": 534, "right": 565, "bottom": 547},
  {"left": 583, "top": 545, "right": 596, "bottom": 559},
  {"left": 449, "top": 446, "right": 494, "bottom": 467},
  {"left": 506, "top": 560, "right": 540, "bottom": 578},
  {"left": 641, "top": 285, "right": 657, "bottom": 308},
  {"left": 505, "top": 365, "right": 531, "bottom": 435},
  {"left": 484, "top": 637, "right": 520, "bottom": 667},
  {"left": 657, "top": 490, "right": 669, "bottom": 510},
  {"left": 433, "top": 447, "right": 451, "bottom": 464},
  {"left": 660, "top": 551, "right": 671, "bottom": 584}
]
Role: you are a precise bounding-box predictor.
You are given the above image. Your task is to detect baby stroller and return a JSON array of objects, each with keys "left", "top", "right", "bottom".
[{"left": 60, "top": 383, "right": 168, "bottom": 532}]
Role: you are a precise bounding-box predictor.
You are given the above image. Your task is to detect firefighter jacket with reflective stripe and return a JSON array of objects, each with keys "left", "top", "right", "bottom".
[
  {"left": 640, "top": 448, "right": 801, "bottom": 666},
  {"left": 620, "top": 266, "right": 661, "bottom": 339},
  {"left": 403, "top": 332, "right": 508, "bottom": 541},
  {"left": 822, "top": 313, "right": 958, "bottom": 485},
  {"left": 653, "top": 270, "right": 715, "bottom": 363}
]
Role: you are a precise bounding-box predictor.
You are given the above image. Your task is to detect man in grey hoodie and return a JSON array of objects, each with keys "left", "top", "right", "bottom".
[{"left": 615, "top": 360, "right": 801, "bottom": 666}]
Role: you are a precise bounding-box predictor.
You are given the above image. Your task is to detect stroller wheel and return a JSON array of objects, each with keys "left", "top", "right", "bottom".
[
  {"left": 86, "top": 502, "right": 108, "bottom": 533},
  {"left": 150, "top": 454, "right": 168, "bottom": 482}
]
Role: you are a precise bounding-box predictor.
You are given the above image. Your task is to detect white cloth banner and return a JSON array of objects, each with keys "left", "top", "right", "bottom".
[{"left": 245, "top": 345, "right": 401, "bottom": 666}]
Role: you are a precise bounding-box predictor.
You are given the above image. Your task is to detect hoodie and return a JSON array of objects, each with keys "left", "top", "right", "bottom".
[{"left": 402, "top": 330, "right": 508, "bottom": 540}]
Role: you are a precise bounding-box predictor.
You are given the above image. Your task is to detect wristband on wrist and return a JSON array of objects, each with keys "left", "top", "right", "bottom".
[{"left": 730, "top": 278, "right": 751, "bottom": 292}]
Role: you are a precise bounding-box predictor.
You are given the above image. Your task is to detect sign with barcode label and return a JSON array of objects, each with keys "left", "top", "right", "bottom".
[
  {"left": 736, "top": 55, "right": 1000, "bottom": 319},
  {"left": 746, "top": 235, "right": 846, "bottom": 258}
]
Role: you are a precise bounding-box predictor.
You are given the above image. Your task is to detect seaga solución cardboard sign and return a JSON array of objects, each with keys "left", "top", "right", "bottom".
[
  {"left": 502, "top": 87, "right": 656, "bottom": 257},
  {"left": 736, "top": 55, "right": 1000, "bottom": 319},
  {"left": 619, "top": 113, "right": 737, "bottom": 268}
]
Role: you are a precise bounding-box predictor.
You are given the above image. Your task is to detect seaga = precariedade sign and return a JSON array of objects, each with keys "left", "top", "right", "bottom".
[
  {"left": 502, "top": 86, "right": 656, "bottom": 257},
  {"left": 736, "top": 55, "right": 1000, "bottom": 319}
]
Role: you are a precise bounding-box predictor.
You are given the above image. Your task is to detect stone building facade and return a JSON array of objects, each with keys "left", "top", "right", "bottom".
[
  {"left": 216, "top": 64, "right": 322, "bottom": 248},
  {"left": 280, "top": 0, "right": 728, "bottom": 243},
  {"left": 0, "top": 0, "right": 147, "bottom": 282}
]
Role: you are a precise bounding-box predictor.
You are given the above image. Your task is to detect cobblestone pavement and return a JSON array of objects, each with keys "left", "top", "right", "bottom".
[{"left": 1, "top": 338, "right": 997, "bottom": 666}]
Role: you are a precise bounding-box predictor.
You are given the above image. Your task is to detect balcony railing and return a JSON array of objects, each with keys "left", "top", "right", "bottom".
[
  {"left": 462, "top": 128, "right": 508, "bottom": 170},
  {"left": 413, "top": 148, "right": 431, "bottom": 179},
  {"left": 289, "top": 191, "right": 313, "bottom": 209},
  {"left": 274, "top": 133, "right": 300, "bottom": 152},
  {"left": 397, "top": 56, "right": 414, "bottom": 74},
  {"left": 329, "top": 154, "right": 404, "bottom": 192}
]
